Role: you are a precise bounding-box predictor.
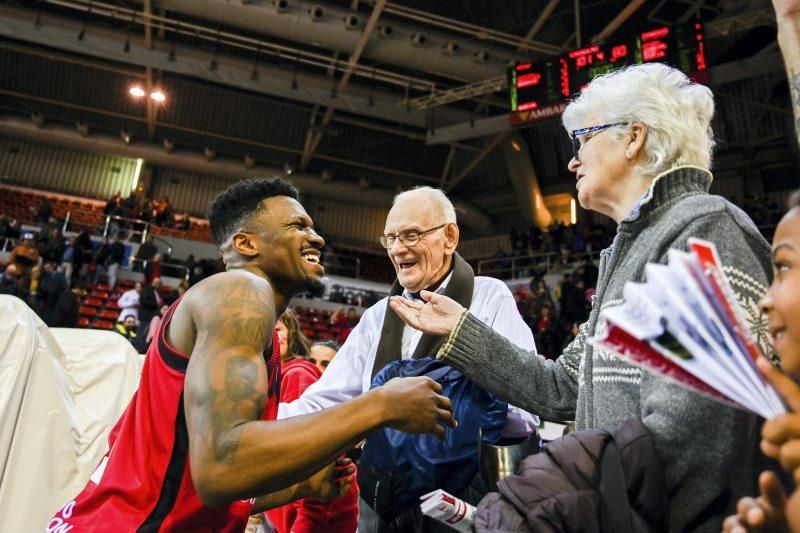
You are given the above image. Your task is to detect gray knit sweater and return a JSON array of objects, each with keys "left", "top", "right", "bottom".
[{"left": 438, "top": 166, "right": 773, "bottom": 532}]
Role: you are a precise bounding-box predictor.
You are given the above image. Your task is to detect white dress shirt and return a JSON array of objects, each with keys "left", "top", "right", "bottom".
[
  {"left": 279, "top": 273, "right": 540, "bottom": 437},
  {"left": 116, "top": 289, "right": 140, "bottom": 323}
]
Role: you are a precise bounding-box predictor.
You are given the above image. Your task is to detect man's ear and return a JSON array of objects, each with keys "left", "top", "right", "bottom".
[
  {"left": 626, "top": 122, "right": 647, "bottom": 161},
  {"left": 230, "top": 231, "right": 258, "bottom": 258},
  {"left": 443, "top": 222, "right": 459, "bottom": 254}
]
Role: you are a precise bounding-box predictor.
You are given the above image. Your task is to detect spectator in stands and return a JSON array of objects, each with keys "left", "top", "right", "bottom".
[
  {"left": 9, "top": 232, "right": 40, "bottom": 277},
  {"left": 95, "top": 234, "right": 125, "bottom": 288},
  {"left": 60, "top": 236, "right": 77, "bottom": 287},
  {"left": 114, "top": 315, "right": 139, "bottom": 345},
  {"left": 327, "top": 284, "right": 345, "bottom": 303},
  {"left": 50, "top": 281, "right": 87, "bottom": 328},
  {"left": 281, "top": 186, "right": 539, "bottom": 531},
  {"left": 143, "top": 253, "right": 162, "bottom": 284},
  {"left": 34, "top": 197, "right": 53, "bottom": 226},
  {"left": 138, "top": 277, "right": 164, "bottom": 339},
  {"left": 37, "top": 261, "right": 68, "bottom": 326},
  {"left": 73, "top": 230, "right": 93, "bottom": 283},
  {"left": 136, "top": 235, "right": 158, "bottom": 262},
  {"left": 38, "top": 226, "right": 65, "bottom": 264},
  {"left": 0, "top": 263, "right": 28, "bottom": 299},
  {"left": 117, "top": 281, "right": 142, "bottom": 323},
  {"left": 1, "top": 216, "right": 21, "bottom": 240},
  {"left": 308, "top": 340, "right": 339, "bottom": 374},
  {"left": 329, "top": 306, "right": 360, "bottom": 345},
  {"left": 144, "top": 304, "right": 170, "bottom": 350},
  {"left": 262, "top": 309, "right": 358, "bottom": 533},
  {"left": 389, "top": 63, "right": 773, "bottom": 531}
]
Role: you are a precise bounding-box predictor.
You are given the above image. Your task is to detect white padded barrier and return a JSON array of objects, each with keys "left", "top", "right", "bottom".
[{"left": 0, "top": 295, "right": 140, "bottom": 531}]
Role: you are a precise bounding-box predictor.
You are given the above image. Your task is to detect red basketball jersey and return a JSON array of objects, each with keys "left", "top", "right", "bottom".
[{"left": 48, "top": 297, "right": 282, "bottom": 532}]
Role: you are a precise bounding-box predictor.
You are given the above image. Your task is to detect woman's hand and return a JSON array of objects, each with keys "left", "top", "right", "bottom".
[
  {"left": 389, "top": 290, "right": 466, "bottom": 336},
  {"left": 757, "top": 358, "right": 800, "bottom": 482}
]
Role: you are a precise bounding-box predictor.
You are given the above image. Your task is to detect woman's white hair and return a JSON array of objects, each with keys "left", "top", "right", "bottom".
[
  {"left": 562, "top": 62, "right": 715, "bottom": 178},
  {"left": 393, "top": 186, "right": 457, "bottom": 224}
]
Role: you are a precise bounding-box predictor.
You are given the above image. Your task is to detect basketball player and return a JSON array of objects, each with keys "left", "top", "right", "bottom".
[{"left": 49, "top": 178, "right": 455, "bottom": 531}]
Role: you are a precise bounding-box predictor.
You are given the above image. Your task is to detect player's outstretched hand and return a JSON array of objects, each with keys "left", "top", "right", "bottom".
[{"left": 379, "top": 376, "right": 457, "bottom": 440}]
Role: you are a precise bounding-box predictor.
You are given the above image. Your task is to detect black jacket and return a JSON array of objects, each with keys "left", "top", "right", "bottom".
[{"left": 475, "top": 417, "right": 667, "bottom": 533}]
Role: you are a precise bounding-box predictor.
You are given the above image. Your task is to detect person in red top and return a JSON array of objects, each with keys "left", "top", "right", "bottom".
[
  {"left": 49, "top": 177, "right": 456, "bottom": 532},
  {"left": 262, "top": 310, "right": 358, "bottom": 533}
]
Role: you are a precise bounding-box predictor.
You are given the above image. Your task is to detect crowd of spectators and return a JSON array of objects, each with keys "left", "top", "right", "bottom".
[
  {"left": 510, "top": 259, "right": 599, "bottom": 358},
  {"left": 102, "top": 192, "right": 192, "bottom": 237}
]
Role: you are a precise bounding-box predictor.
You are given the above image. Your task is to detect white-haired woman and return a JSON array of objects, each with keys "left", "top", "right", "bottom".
[{"left": 390, "top": 63, "right": 773, "bottom": 532}]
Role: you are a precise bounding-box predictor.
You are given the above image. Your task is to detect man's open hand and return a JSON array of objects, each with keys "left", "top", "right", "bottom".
[{"left": 389, "top": 290, "right": 466, "bottom": 336}]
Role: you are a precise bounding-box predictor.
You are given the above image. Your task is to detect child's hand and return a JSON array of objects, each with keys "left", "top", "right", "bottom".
[
  {"left": 722, "top": 471, "right": 790, "bottom": 532},
  {"left": 758, "top": 358, "right": 800, "bottom": 482}
]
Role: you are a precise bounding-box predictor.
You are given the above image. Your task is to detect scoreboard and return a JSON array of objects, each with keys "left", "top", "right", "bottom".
[{"left": 509, "top": 22, "right": 707, "bottom": 125}]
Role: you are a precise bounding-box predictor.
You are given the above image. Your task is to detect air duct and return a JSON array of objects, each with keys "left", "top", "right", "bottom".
[
  {"left": 308, "top": 5, "right": 325, "bottom": 21},
  {"left": 410, "top": 32, "right": 428, "bottom": 47}
]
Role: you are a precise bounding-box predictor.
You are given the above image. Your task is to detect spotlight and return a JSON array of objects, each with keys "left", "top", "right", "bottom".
[
  {"left": 163, "top": 137, "right": 175, "bottom": 153},
  {"left": 410, "top": 32, "right": 428, "bottom": 47},
  {"left": 120, "top": 129, "right": 132, "bottom": 145},
  {"left": 203, "top": 147, "right": 216, "bottom": 161},
  {"left": 150, "top": 89, "right": 166, "bottom": 103},
  {"left": 76, "top": 120, "right": 89, "bottom": 137},
  {"left": 129, "top": 85, "right": 145, "bottom": 98},
  {"left": 283, "top": 162, "right": 294, "bottom": 175},
  {"left": 30, "top": 111, "right": 45, "bottom": 128},
  {"left": 308, "top": 5, "right": 325, "bottom": 21},
  {"left": 442, "top": 41, "right": 460, "bottom": 55},
  {"left": 244, "top": 154, "right": 256, "bottom": 169},
  {"left": 320, "top": 169, "right": 333, "bottom": 183}
]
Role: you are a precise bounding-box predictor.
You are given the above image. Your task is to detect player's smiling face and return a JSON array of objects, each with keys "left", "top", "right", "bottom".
[{"left": 249, "top": 196, "right": 326, "bottom": 296}]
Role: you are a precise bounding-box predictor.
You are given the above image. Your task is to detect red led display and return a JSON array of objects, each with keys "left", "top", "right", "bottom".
[{"left": 509, "top": 21, "right": 707, "bottom": 125}]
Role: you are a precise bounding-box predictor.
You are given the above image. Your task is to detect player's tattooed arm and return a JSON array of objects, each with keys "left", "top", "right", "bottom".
[{"left": 184, "top": 275, "right": 276, "bottom": 505}]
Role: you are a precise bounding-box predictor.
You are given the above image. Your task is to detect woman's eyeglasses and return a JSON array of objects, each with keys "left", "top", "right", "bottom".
[{"left": 570, "top": 122, "right": 626, "bottom": 162}]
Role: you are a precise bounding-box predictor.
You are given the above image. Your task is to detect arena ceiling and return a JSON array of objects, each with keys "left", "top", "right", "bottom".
[{"left": 0, "top": 0, "right": 791, "bottom": 236}]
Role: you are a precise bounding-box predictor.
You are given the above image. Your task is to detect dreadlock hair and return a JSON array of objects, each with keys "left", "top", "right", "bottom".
[{"left": 208, "top": 177, "right": 299, "bottom": 247}]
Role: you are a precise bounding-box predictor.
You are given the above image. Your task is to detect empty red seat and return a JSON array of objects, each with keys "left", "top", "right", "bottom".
[
  {"left": 78, "top": 317, "right": 90, "bottom": 328},
  {"left": 91, "top": 291, "right": 109, "bottom": 300},
  {"left": 97, "top": 283, "right": 112, "bottom": 292},
  {"left": 79, "top": 306, "right": 96, "bottom": 317},
  {"left": 91, "top": 319, "right": 114, "bottom": 330},
  {"left": 105, "top": 301, "right": 120, "bottom": 311},
  {"left": 98, "top": 309, "right": 119, "bottom": 320},
  {"left": 84, "top": 298, "right": 103, "bottom": 308}
]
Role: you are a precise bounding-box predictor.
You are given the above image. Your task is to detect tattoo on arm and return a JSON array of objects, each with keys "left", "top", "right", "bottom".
[
  {"left": 251, "top": 484, "right": 302, "bottom": 513},
  {"left": 185, "top": 275, "right": 275, "bottom": 472}
]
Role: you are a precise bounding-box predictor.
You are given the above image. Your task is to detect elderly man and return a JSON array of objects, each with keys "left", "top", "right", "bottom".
[{"left": 280, "top": 186, "right": 538, "bottom": 531}]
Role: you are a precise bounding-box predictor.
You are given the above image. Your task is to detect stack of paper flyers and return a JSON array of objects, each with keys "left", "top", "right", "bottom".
[
  {"left": 593, "top": 238, "right": 785, "bottom": 419},
  {"left": 419, "top": 489, "right": 475, "bottom": 532}
]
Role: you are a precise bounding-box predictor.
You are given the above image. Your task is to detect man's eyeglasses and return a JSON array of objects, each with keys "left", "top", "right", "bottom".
[
  {"left": 380, "top": 224, "right": 447, "bottom": 249},
  {"left": 570, "top": 122, "right": 626, "bottom": 163}
]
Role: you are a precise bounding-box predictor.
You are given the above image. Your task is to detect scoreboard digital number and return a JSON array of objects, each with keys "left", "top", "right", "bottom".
[{"left": 509, "top": 21, "right": 707, "bottom": 125}]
